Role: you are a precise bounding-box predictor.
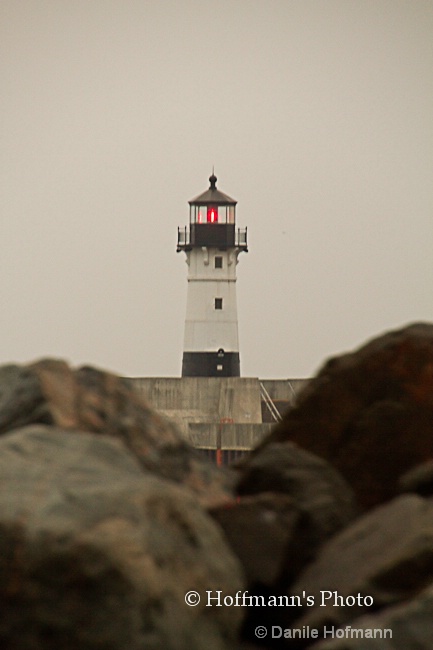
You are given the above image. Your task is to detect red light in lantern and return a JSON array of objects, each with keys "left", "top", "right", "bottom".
[{"left": 207, "top": 206, "right": 218, "bottom": 223}]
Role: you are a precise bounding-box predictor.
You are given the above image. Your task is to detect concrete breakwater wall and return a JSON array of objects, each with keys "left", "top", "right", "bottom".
[{"left": 131, "top": 376, "right": 309, "bottom": 450}]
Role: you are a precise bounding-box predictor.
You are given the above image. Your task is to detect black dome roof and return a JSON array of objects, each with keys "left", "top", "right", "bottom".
[{"left": 189, "top": 174, "right": 237, "bottom": 206}]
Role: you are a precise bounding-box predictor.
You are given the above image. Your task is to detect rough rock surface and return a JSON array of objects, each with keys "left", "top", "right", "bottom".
[
  {"left": 0, "top": 359, "right": 233, "bottom": 507},
  {"left": 2, "top": 323, "right": 433, "bottom": 650},
  {"left": 0, "top": 425, "right": 244, "bottom": 650},
  {"left": 212, "top": 445, "right": 357, "bottom": 648},
  {"left": 309, "top": 584, "right": 433, "bottom": 649},
  {"left": 258, "top": 323, "right": 433, "bottom": 509},
  {"left": 398, "top": 459, "right": 433, "bottom": 497},
  {"left": 210, "top": 492, "right": 304, "bottom": 589},
  {"left": 289, "top": 494, "right": 433, "bottom": 636},
  {"left": 236, "top": 442, "right": 357, "bottom": 556},
  {"left": 210, "top": 492, "right": 320, "bottom": 649}
]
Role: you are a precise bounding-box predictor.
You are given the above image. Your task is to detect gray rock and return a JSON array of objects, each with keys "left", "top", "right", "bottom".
[
  {"left": 210, "top": 491, "right": 320, "bottom": 648},
  {"left": 308, "top": 584, "right": 433, "bottom": 649},
  {"left": 237, "top": 442, "right": 357, "bottom": 565},
  {"left": 398, "top": 460, "right": 433, "bottom": 497},
  {"left": 0, "top": 359, "right": 233, "bottom": 507},
  {"left": 212, "top": 440, "right": 358, "bottom": 649},
  {"left": 0, "top": 425, "right": 244, "bottom": 650},
  {"left": 210, "top": 492, "right": 302, "bottom": 589},
  {"left": 289, "top": 495, "right": 433, "bottom": 633}
]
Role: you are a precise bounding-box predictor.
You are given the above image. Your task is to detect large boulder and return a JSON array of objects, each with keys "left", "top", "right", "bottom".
[
  {"left": 236, "top": 442, "right": 357, "bottom": 556},
  {"left": 210, "top": 492, "right": 317, "bottom": 648},
  {"left": 211, "top": 445, "right": 357, "bottom": 648},
  {"left": 258, "top": 323, "right": 433, "bottom": 509},
  {"left": 0, "top": 359, "right": 233, "bottom": 507},
  {"left": 289, "top": 494, "right": 433, "bottom": 639},
  {"left": 0, "top": 425, "right": 244, "bottom": 650},
  {"left": 398, "top": 459, "right": 433, "bottom": 497},
  {"left": 210, "top": 493, "right": 302, "bottom": 590}
]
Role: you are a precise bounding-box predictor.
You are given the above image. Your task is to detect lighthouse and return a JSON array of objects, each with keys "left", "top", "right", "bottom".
[{"left": 177, "top": 174, "right": 248, "bottom": 377}]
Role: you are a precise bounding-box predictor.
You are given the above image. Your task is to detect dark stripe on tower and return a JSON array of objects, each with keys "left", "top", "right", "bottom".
[{"left": 182, "top": 352, "right": 240, "bottom": 377}]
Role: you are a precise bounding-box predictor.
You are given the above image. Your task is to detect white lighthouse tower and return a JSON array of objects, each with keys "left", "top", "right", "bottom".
[{"left": 177, "top": 174, "right": 248, "bottom": 377}]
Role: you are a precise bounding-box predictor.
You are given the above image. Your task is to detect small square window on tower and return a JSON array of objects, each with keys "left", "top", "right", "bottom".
[
  {"left": 215, "top": 298, "right": 223, "bottom": 310},
  {"left": 215, "top": 256, "right": 223, "bottom": 269}
]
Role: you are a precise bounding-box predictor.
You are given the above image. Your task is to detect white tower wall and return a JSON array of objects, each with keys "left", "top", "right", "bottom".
[{"left": 183, "top": 247, "right": 241, "bottom": 353}]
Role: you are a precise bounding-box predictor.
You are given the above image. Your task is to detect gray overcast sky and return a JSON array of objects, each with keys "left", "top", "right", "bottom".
[{"left": 1, "top": 0, "right": 432, "bottom": 379}]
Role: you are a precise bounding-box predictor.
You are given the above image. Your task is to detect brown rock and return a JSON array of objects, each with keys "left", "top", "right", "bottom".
[
  {"left": 0, "top": 359, "right": 233, "bottom": 507},
  {"left": 0, "top": 425, "right": 244, "bottom": 650},
  {"left": 259, "top": 323, "right": 433, "bottom": 510}
]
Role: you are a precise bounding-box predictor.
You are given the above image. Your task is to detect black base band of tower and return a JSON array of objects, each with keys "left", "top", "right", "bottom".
[{"left": 182, "top": 352, "right": 240, "bottom": 377}]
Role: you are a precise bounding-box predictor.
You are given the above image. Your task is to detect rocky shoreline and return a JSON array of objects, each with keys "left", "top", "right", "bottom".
[{"left": 1, "top": 323, "right": 433, "bottom": 648}]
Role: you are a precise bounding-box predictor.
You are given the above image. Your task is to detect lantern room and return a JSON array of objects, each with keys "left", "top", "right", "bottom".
[
  {"left": 190, "top": 203, "right": 235, "bottom": 224},
  {"left": 177, "top": 174, "right": 247, "bottom": 252}
]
